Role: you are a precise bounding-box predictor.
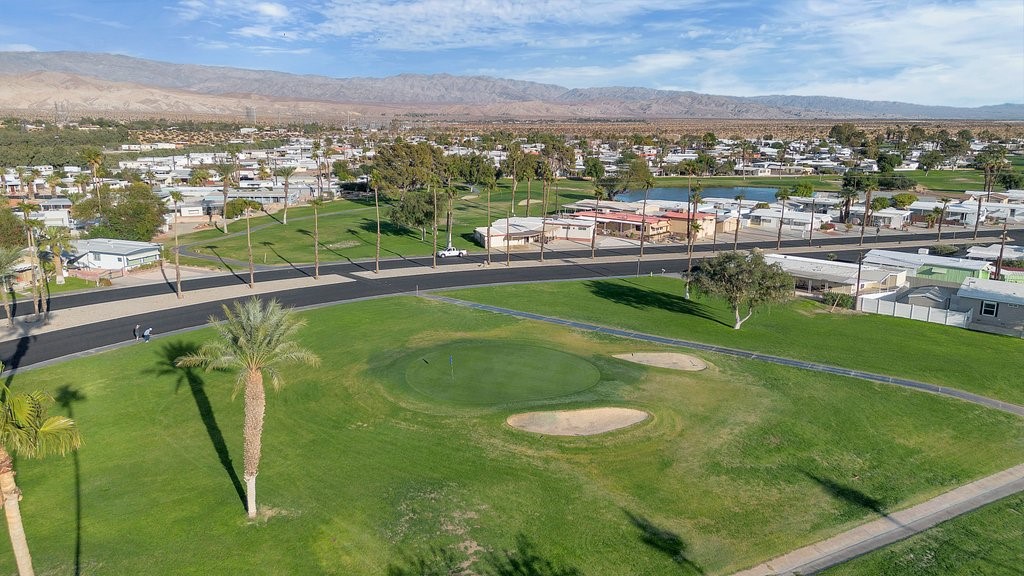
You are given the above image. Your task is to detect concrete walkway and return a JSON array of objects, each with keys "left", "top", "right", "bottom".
[{"left": 732, "top": 464, "right": 1024, "bottom": 575}]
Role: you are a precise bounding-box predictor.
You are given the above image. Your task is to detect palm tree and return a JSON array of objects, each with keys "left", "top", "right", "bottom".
[
  {"left": 733, "top": 193, "right": 744, "bottom": 251},
  {"left": 309, "top": 197, "right": 324, "bottom": 279},
  {"left": 858, "top": 181, "right": 878, "bottom": 246},
  {"left": 27, "top": 169, "right": 41, "bottom": 201},
  {"left": 42, "top": 226, "right": 72, "bottom": 286},
  {"left": 16, "top": 204, "right": 42, "bottom": 318},
  {"left": 273, "top": 166, "right": 296, "bottom": 225},
  {"left": 242, "top": 200, "right": 262, "bottom": 288},
  {"left": 82, "top": 148, "right": 104, "bottom": 219},
  {"left": 14, "top": 168, "right": 27, "bottom": 199},
  {"left": 686, "top": 181, "right": 703, "bottom": 299},
  {"left": 775, "top": 188, "right": 791, "bottom": 250},
  {"left": 936, "top": 197, "right": 951, "bottom": 241},
  {"left": 372, "top": 171, "right": 381, "bottom": 274},
  {"left": 590, "top": 182, "right": 609, "bottom": 259},
  {"left": 174, "top": 298, "right": 319, "bottom": 520},
  {"left": 1, "top": 362, "right": 81, "bottom": 576},
  {"left": 169, "top": 191, "right": 184, "bottom": 298},
  {"left": 212, "top": 162, "right": 238, "bottom": 233},
  {"left": 73, "top": 173, "right": 90, "bottom": 197},
  {"left": 44, "top": 173, "right": 62, "bottom": 197},
  {"left": 0, "top": 247, "right": 21, "bottom": 326}
]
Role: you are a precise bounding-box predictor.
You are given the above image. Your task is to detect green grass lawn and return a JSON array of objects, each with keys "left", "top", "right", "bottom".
[
  {"left": 443, "top": 277, "right": 1024, "bottom": 405},
  {"left": 10, "top": 295, "right": 1024, "bottom": 575},
  {"left": 821, "top": 494, "right": 1024, "bottom": 575},
  {"left": 176, "top": 182, "right": 593, "bottom": 268}
]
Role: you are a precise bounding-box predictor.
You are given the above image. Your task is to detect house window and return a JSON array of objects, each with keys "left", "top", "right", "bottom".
[
  {"left": 91, "top": 253, "right": 100, "bottom": 261},
  {"left": 981, "top": 301, "right": 998, "bottom": 317}
]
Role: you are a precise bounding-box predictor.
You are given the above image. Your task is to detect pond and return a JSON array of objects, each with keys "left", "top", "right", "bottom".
[{"left": 615, "top": 186, "right": 781, "bottom": 204}]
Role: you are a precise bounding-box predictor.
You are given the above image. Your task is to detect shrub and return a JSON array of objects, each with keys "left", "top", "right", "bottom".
[
  {"left": 822, "top": 291, "right": 854, "bottom": 308},
  {"left": 931, "top": 244, "right": 959, "bottom": 256},
  {"left": 819, "top": 222, "right": 836, "bottom": 231}
]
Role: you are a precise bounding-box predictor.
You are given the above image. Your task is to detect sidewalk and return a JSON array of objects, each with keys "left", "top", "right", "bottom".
[
  {"left": 731, "top": 463, "right": 1024, "bottom": 575},
  {"left": 0, "top": 274, "right": 353, "bottom": 344}
]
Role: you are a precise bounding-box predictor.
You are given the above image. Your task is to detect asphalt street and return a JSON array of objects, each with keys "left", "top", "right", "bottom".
[{"left": 0, "top": 228, "right": 1008, "bottom": 371}]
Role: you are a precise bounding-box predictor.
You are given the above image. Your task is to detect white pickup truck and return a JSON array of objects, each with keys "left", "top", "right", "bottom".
[{"left": 437, "top": 246, "right": 468, "bottom": 258}]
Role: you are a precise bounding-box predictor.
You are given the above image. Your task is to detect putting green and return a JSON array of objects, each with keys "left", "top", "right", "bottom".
[{"left": 404, "top": 341, "right": 601, "bottom": 405}]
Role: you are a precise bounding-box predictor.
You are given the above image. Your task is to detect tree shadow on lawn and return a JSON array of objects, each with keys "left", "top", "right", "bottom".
[
  {"left": 259, "top": 241, "right": 310, "bottom": 277},
  {"left": 387, "top": 534, "right": 582, "bottom": 576},
  {"left": 201, "top": 245, "right": 248, "bottom": 286},
  {"left": 624, "top": 511, "right": 706, "bottom": 574},
  {"left": 55, "top": 385, "right": 86, "bottom": 576},
  {"left": 803, "top": 472, "right": 888, "bottom": 518},
  {"left": 585, "top": 279, "right": 730, "bottom": 328},
  {"left": 149, "top": 340, "right": 247, "bottom": 510},
  {"left": 297, "top": 229, "right": 350, "bottom": 262}
]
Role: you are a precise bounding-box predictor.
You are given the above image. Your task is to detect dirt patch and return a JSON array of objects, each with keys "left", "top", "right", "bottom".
[
  {"left": 506, "top": 407, "right": 649, "bottom": 436},
  {"left": 614, "top": 352, "right": 708, "bottom": 371}
]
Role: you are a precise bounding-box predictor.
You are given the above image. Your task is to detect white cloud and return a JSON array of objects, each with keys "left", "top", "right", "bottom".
[{"left": 253, "top": 2, "right": 290, "bottom": 18}]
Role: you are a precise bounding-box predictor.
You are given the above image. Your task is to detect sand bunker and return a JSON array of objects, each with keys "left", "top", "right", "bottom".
[
  {"left": 462, "top": 194, "right": 479, "bottom": 200},
  {"left": 517, "top": 199, "right": 540, "bottom": 206},
  {"left": 614, "top": 352, "right": 708, "bottom": 371},
  {"left": 506, "top": 407, "right": 649, "bottom": 436}
]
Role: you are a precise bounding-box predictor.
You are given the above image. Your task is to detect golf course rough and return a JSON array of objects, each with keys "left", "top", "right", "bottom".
[{"left": 403, "top": 341, "right": 601, "bottom": 405}]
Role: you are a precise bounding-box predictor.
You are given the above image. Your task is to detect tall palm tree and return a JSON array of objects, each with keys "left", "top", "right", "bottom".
[
  {"left": 858, "top": 183, "right": 878, "bottom": 246},
  {"left": 372, "top": 171, "right": 381, "bottom": 274},
  {"left": 82, "top": 148, "right": 104, "bottom": 219},
  {"left": 1, "top": 363, "right": 82, "bottom": 576},
  {"left": 42, "top": 226, "right": 72, "bottom": 286},
  {"left": 16, "top": 204, "right": 42, "bottom": 318},
  {"left": 169, "top": 191, "right": 184, "bottom": 298},
  {"left": 733, "top": 193, "right": 744, "bottom": 251},
  {"left": 590, "top": 181, "right": 609, "bottom": 260},
  {"left": 309, "top": 197, "right": 324, "bottom": 279},
  {"left": 936, "top": 197, "right": 952, "bottom": 241},
  {"left": 0, "top": 247, "right": 21, "bottom": 326},
  {"left": 174, "top": 299, "right": 319, "bottom": 520},
  {"left": 273, "top": 166, "right": 297, "bottom": 225},
  {"left": 242, "top": 200, "right": 262, "bottom": 289},
  {"left": 212, "top": 162, "right": 238, "bottom": 233},
  {"left": 27, "top": 169, "right": 41, "bottom": 201},
  {"left": 45, "top": 173, "right": 62, "bottom": 197},
  {"left": 686, "top": 181, "right": 703, "bottom": 299},
  {"left": 14, "top": 168, "right": 27, "bottom": 199},
  {"left": 537, "top": 161, "right": 553, "bottom": 262},
  {"left": 775, "top": 188, "right": 791, "bottom": 250}
]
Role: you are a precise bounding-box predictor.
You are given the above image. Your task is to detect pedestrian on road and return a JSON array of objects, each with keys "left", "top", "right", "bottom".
[
  {"left": 133, "top": 324, "right": 140, "bottom": 341},
  {"left": 143, "top": 327, "right": 153, "bottom": 343}
]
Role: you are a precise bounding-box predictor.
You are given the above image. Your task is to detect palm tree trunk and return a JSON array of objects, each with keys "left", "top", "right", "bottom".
[
  {"left": 174, "top": 204, "right": 182, "bottom": 298},
  {"left": 591, "top": 197, "right": 600, "bottom": 259},
  {"left": 243, "top": 370, "right": 266, "bottom": 520},
  {"left": 486, "top": 185, "right": 492, "bottom": 265},
  {"left": 733, "top": 199, "right": 742, "bottom": 251},
  {"left": 282, "top": 180, "right": 289, "bottom": 225},
  {"left": 374, "top": 187, "right": 381, "bottom": 274},
  {"left": 638, "top": 187, "right": 650, "bottom": 257},
  {"left": 446, "top": 193, "right": 454, "bottom": 248},
  {"left": 313, "top": 206, "right": 320, "bottom": 280},
  {"left": 859, "top": 191, "right": 871, "bottom": 246},
  {"left": 432, "top": 187, "right": 438, "bottom": 269},
  {"left": 1, "top": 449, "right": 36, "bottom": 576},
  {"left": 973, "top": 196, "right": 982, "bottom": 240},
  {"left": 777, "top": 202, "right": 785, "bottom": 250},
  {"left": 539, "top": 181, "right": 548, "bottom": 262},
  {"left": 222, "top": 186, "right": 230, "bottom": 234},
  {"left": 246, "top": 210, "right": 254, "bottom": 288},
  {"left": 26, "top": 229, "right": 38, "bottom": 318},
  {"left": 510, "top": 178, "right": 517, "bottom": 218},
  {"left": 1, "top": 283, "right": 12, "bottom": 326},
  {"left": 526, "top": 178, "right": 533, "bottom": 218}
]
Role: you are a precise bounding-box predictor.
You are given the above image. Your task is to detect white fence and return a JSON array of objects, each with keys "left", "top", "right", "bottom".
[{"left": 859, "top": 298, "right": 972, "bottom": 328}]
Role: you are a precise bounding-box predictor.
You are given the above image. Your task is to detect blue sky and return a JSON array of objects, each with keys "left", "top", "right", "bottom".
[{"left": 2, "top": 0, "right": 1022, "bottom": 107}]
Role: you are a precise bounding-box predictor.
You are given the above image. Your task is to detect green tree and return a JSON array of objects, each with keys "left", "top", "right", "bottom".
[
  {"left": 389, "top": 188, "right": 434, "bottom": 241},
  {"left": 77, "top": 183, "right": 165, "bottom": 242},
  {"left": 273, "top": 166, "right": 297, "bottom": 225},
  {"left": 876, "top": 152, "right": 902, "bottom": 173},
  {"left": 692, "top": 250, "right": 794, "bottom": 330},
  {"left": 582, "top": 157, "right": 605, "bottom": 181},
  {"left": 81, "top": 147, "right": 105, "bottom": 218},
  {"left": 891, "top": 192, "right": 918, "bottom": 209},
  {"left": 917, "top": 150, "right": 944, "bottom": 174},
  {"left": 1, "top": 362, "right": 82, "bottom": 576},
  {"left": 0, "top": 209, "right": 28, "bottom": 249},
  {"left": 174, "top": 298, "right": 320, "bottom": 519},
  {"left": 974, "top": 144, "right": 1007, "bottom": 200},
  {"left": 997, "top": 171, "right": 1023, "bottom": 191},
  {"left": 790, "top": 181, "right": 814, "bottom": 197}
]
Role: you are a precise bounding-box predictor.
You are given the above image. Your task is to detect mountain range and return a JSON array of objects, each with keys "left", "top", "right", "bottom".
[{"left": 0, "top": 51, "right": 1021, "bottom": 122}]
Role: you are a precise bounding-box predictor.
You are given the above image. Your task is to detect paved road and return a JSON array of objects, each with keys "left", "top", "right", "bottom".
[{"left": 0, "top": 228, "right": 1008, "bottom": 372}]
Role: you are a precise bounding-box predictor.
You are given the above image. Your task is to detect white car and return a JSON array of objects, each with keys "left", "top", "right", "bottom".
[{"left": 437, "top": 246, "right": 468, "bottom": 258}]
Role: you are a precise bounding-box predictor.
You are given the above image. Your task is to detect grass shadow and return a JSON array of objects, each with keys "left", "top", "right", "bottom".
[
  {"left": 624, "top": 511, "right": 705, "bottom": 574},
  {"left": 149, "top": 340, "right": 247, "bottom": 510},
  {"left": 387, "top": 535, "right": 581, "bottom": 576},
  {"left": 55, "top": 385, "right": 85, "bottom": 576},
  {"left": 585, "top": 279, "right": 729, "bottom": 327}
]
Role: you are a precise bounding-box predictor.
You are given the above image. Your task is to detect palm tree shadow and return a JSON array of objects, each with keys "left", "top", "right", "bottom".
[
  {"left": 296, "top": 228, "right": 349, "bottom": 261},
  {"left": 480, "top": 534, "right": 582, "bottom": 576},
  {"left": 585, "top": 280, "right": 730, "bottom": 327},
  {"left": 202, "top": 245, "right": 247, "bottom": 285},
  {"left": 54, "top": 385, "right": 85, "bottom": 576},
  {"left": 259, "top": 241, "right": 309, "bottom": 277},
  {"left": 149, "top": 340, "right": 246, "bottom": 509},
  {"left": 803, "top": 472, "right": 888, "bottom": 517},
  {"left": 624, "top": 511, "right": 705, "bottom": 574}
]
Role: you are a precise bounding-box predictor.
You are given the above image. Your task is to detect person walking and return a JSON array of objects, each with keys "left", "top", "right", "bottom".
[
  {"left": 143, "top": 327, "right": 153, "bottom": 343},
  {"left": 133, "top": 324, "right": 141, "bottom": 341}
]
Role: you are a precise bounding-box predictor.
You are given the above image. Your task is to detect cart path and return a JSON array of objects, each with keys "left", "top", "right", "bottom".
[
  {"left": 423, "top": 295, "right": 1024, "bottom": 417},
  {"left": 422, "top": 294, "right": 1024, "bottom": 575}
]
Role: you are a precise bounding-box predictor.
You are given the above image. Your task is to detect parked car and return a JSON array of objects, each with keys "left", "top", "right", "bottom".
[{"left": 437, "top": 246, "right": 468, "bottom": 258}]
